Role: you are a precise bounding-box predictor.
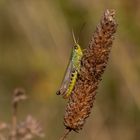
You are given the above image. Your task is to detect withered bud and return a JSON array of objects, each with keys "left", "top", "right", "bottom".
[{"left": 12, "top": 88, "right": 27, "bottom": 104}]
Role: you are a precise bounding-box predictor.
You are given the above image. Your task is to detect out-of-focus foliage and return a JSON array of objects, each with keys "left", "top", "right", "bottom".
[{"left": 0, "top": 0, "right": 140, "bottom": 140}]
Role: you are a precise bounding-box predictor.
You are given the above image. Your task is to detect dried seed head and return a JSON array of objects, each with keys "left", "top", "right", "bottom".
[
  {"left": 64, "top": 9, "right": 117, "bottom": 131},
  {"left": 13, "top": 88, "right": 27, "bottom": 104},
  {"left": 17, "top": 115, "right": 45, "bottom": 139}
]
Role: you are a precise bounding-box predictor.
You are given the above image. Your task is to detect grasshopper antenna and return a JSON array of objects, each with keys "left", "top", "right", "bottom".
[
  {"left": 72, "top": 23, "right": 86, "bottom": 44},
  {"left": 72, "top": 29, "right": 78, "bottom": 44}
]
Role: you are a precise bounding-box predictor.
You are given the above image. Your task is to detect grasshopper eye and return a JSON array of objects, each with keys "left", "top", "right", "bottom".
[{"left": 74, "top": 45, "right": 78, "bottom": 50}]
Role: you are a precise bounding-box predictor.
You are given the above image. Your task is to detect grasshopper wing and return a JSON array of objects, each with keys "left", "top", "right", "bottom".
[{"left": 56, "top": 60, "right": 73, "bottom": 96}]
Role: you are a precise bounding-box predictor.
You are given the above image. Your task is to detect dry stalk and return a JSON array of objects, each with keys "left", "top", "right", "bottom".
[
  {"left": 59, "top": 129, "right": 71, "bottom": 140},
  {"left": 10, "top": 88, "right": 26, "bottom": 140},
  {"left": 60, "top": 9, "right": 117, "bottom": 139}
]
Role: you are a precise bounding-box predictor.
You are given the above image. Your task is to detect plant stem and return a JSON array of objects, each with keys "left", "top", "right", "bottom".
[
  {"left": 11, "top": 100, "right": 18, "bottom": 140},
  {"left": 59, "top": 129, "right": 71, "bottom": 140}
]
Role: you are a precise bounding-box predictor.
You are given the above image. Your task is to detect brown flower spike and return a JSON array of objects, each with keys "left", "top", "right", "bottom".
[{"left": 63, "top": 9, "right": 118, "bottom": 134}]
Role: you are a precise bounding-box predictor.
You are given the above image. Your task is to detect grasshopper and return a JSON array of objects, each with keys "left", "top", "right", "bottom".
[{"left": 56, "top": 31, "right": 83, "bottom": 99}]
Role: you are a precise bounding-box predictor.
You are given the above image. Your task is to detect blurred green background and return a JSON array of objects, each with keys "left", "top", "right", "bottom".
[{"left": 0, "top": 0, "right": 140, "bottom": 140}]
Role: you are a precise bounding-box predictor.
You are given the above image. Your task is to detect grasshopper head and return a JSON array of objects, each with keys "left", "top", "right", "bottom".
[
  {"left": 74, "top": 44, "right": 82, "bottom": 54},
  {"left": 72, "top": 30, "right": 82, "bottom": 54}
]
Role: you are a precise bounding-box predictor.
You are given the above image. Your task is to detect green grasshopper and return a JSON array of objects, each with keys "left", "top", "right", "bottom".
[{"left": 56, "top": 31, "right": 83, "bottom": 99}]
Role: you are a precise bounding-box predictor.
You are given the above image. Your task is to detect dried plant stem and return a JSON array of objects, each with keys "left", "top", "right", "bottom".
[
  {"left": 10, "top": 91, "right": 19, "bottom": 140},
  {"left": 63, "top": 9, "right": 117, "bottom": 132},
  {"left": 11, "top": 98, "right": 18, "bottom": 140},
  {"left": 10, "top": 88, "right": 26, "bottom": 140},
  {"left": 59, "top": 129, "right": 71, "bottom": 140},
  {"left": 11, "top": 101, "right": 18, "bottom": 140}
]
